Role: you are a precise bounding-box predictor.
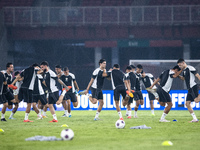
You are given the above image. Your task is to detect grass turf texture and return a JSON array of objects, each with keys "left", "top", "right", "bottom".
[{"left": 0, "top": 110, "right": 200, "bottom": 150}]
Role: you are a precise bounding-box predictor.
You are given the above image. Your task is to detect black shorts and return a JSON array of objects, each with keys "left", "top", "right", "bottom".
[
  {"left": 114, "top": 86, "right": 126, "bottom": 101},
  {"left": 148, "top": 91, "right": 155, "bottom": 101},
  {"left": 48, "top": 91, "right": 59, "bottom": 104},
  {"left": 18, "top": 88, "right": 23, "bottom": 102},
  {"left": 133, "top": 91, "right": 143, "bottom": 101},
  {"left": 91, "top": 87, "right": 103, "bottom": 100},
  {"left": 4, "top": 91, "right": 15, "bottom": 105},
  {"left": 157, "top": 86, "right": 171, "bottom": 103},
  {"left": 33, "top": 94, "right": 47, "bottom": 105},
  {"left": 186, "top": 85, "right": 199, "bottom": 102},
  {"left": 0, "top": 94, "right": 6, "bottom": 104},
  {"left": 64, "top": 92, "right": 77, "bottom": 102},
  {"left": 20, "top": 88, "right": 33, "bottom": 103}
]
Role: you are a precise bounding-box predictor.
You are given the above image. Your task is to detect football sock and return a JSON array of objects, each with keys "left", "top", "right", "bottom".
[
  {"left": 1, "top": 113, "right": 5, "bottom": 119},
  {"left": 95, "top": 111, "right": 100, "bottom": 118},
  {"left": 128, "top": 111, "right": 132, "bottom": 117},
  {"left": 10, "top": 112, "right": 14, "bottom": 118},
  {"left": 191, "top": 112, "right": 197, "bottom": 120},
  {"left": 161, "top": 113, "right": 167, "bottom": 120},
  {"left": 118, "top": 112, "right": 122, "bottom": 118},
  {"left": 64, "top": 110, "right": 68, "bottom": 115},
  {"left": 151, "top": 109, "right": 154, "bottom": 115},
  {"left": 134, "top": 110, "right": 137, "bottom": 116},
  {"left": 53, "top": 114, "right": 57, "bottom": 120},
  {"left": 25, "top": 113, "right": 29, "bottom": 120},
  {"left": 43, "top": 111, "right": 46, "bottom": 116}
]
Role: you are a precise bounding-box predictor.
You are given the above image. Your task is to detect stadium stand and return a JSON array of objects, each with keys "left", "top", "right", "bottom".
[
  {"left": 0, "top": 0, "right": 35, "bottom": 9},
  {"left": 150, "top": 0, "right": 200, "bottom": 5},
  {"left": 81, "top": 0, "right": 133, "bottom": 6}
]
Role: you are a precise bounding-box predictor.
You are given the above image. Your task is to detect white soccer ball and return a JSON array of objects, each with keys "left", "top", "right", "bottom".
[
  {"left": 60, "top": 129, "right": 74, "bottom": 140},
  {"left": 115, "top": 120, "right": 125, "bottom": 129}
]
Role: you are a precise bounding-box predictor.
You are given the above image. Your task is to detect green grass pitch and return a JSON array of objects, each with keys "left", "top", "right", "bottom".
[{"left": 0, "top": 110, "right": 200, "bottom": 150}]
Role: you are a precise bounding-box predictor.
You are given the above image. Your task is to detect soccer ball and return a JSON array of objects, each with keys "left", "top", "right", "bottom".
[
  {"left": 60, "top": 129, "right": 74, "bottom": 140},
  {"left": 115, "top": 120, "right": 125, "bottom": 129}
]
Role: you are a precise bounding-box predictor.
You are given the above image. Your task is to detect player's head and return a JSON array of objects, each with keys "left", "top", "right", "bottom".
[
  {"left": 113, "top": 64, "right": 120, "bottom": 70},
  {"left": 136, "top": 64, "right": 143, "bottom": 73},
  {"left": 141, "top": 70, "right": 146, "bottom": 77},
  {"left": 125, "top": 66, "right": 132, "bottom": 73},
  {"left": 130, "top": 65, "right": 136, "bottom": 72},
  {"left": 172, "top": 65, "right": 181, "bottom": 73},
  {"left": 31, "top": 63, "right": 39, "bottom": 67},
  {"left": 14, "top": 71, "right": 20, "bottom": 77},
  {"left": 6, "top": 62, "right": 14, "bottom": 73},
  {"left": 40, "top": 61, "right": 49, "bottom": 71},
  {"left": 177, "top": 58, "right": 186, "bottom": 69},
  {"left": 99, "top": 59, "right": 106, "bottom": 69},
  {"left": 63, "top": 67, "right": 69, "bottom": 74},
  {"left": 55, "top": 65, "right": 62, "bottom": 74}
]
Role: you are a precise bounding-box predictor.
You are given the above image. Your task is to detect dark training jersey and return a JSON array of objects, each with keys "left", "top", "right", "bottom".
[
  {"left": 33, "top": 74, "right": 45, "bottom": 95},
  {"left": 44, "top": 69, "right": 58, "bottom": 93},
  {"left": 159, "top": 69, "right": 175, "bottom": 92},
  {"left": 20, "top": 67, "right": 37, "bottom": 90},
  {"left": 141, "top": 73, "right": 155, "bottom": 88},
  {"left": 60, "top": 73, "right": 76, "bottom": 93},
  {"left": 128, "top": 72, "right": 137, "bottom": 90},
  {"left": 1, "top": 70, "right": 13, "bottom": 94},
  {"left": 0, "top": 72, "right": 6, "bottom": 95},
  {"left": 108, "top": 69, "right": 127, "bottom": 90},
  {"left": 182, "top": 65, "right": 197, "bottom": 89},
  {"left": 91, "top": 68, "right": 105, "bottom": 89}
]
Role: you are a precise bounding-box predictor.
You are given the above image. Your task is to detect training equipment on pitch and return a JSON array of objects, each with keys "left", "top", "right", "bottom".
[
  {"left": 60, "top": 129, "right": 74, "bottom": 140},
  {"left": 115, "top": 120, "right": 125, "bottom": 129},
  {"left": 126, "top": 90, "right": 134, "bottom": 98},
  {"left": 61, "top": 124, "right": 69, "bottom": 127},
  {"left": 0, "top": 129, "right": 4, "bottom": 132},
  {"left": 162, "top": 141, "right": 173, "bottom": 146},
  {"left": 8, "top": 84, "right": 17, "bottom": 90}
]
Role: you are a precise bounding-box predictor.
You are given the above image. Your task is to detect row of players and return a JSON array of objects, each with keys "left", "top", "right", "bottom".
[{"left": 0, "top": 58, "right": 200, "bottom": 122}]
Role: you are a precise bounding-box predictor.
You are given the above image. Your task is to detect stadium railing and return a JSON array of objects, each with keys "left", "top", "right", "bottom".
[{"left": 2, "top": 5, "right": 200, "bottom": 26}]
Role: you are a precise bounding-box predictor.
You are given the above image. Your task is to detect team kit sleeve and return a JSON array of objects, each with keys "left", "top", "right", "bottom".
[
  {"left": 50, "top": 71, "right": 58, "bottom": 80},
  {"left": 71, "top": 74, "right": 76, "bottom": 81},
  {"left": 189, "top": 66, "right": 197, "bottom": 75},
  {"left": 92, "top": 69, "right": 98, "bottom": 79}
]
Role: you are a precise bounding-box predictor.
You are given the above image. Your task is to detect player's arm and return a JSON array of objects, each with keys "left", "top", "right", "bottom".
[
  {"left": 73, "top": 81, "right": 79, "bottom": 92},
  {"left": 195, "top": 73, "right": 200, "bottom": 81},
  {"left": 11, "top": 76, "right": 23, "bottom": 85},
  {"left": 172, "top": 69, "right": 183, "bottom": 78},
  {"left": 150, "top": 78, "right": 160, "bottom": 89},
  {"left": 85, "top": 78, "right": 94, "bottom": 94},
  {"left": 124, "top": 79, "right": 131, "bottom": 92},
  {"left": 178, "top": 75, "right": 185, "bottom": 80},
  {"left": 58, "top": 78, "right": 69, "bottom": 90}
]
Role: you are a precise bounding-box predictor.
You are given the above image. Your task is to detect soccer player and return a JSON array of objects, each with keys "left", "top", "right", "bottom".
[
  {"left": 55, "top": 65, "right": 69, "bottom": 117},
  {"left": 1, "top": 63, "right": 16, "bottom": 121},
  {"left": 150, "top": 65, "right": 182, "bottom": 122},
  {"left": 177, "top": 58, "right": 200, "bottom": 122},
  {"left": 40, "top": 61, "right": 59, "bottom": 122},
  {"left": 124, "top": 66, "right": 137, "bottom": 118},
  {"left": 11, "top": 64, "right": 43, "bottom": 122},
  {"left": 59, "top": 67, "right": 79, "bottom": 117},
  {"left": 133, "top": 64, "right": 144, "bottom": 118},
  {"left": 141, "top": 71, "right": 158, "bottom": 116},
  {"left": 106, "top": 64, "right": 131, "bottom": 120},
  {"left": 32, "top": 68, "right": 49, "bottom": 120},
  {"left": 9, "top": 71, "right": 23, "bottom": 119},
  {"left": 84, "top": 59, "right": 107, "bottom": 120}
]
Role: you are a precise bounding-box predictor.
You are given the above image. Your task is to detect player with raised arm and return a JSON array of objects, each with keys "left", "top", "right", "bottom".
[
  {"left": 150, "top": 65, "right": 182, "bottom": 122},
  {"left": 82, "top": 59, "right": 107, "bottom": 121},
  {"left": 177, "top": 58, "right": 200, "bottom": 122},
  {"left": 59, "top": 67, "right": 79, "bottom": 117}
]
